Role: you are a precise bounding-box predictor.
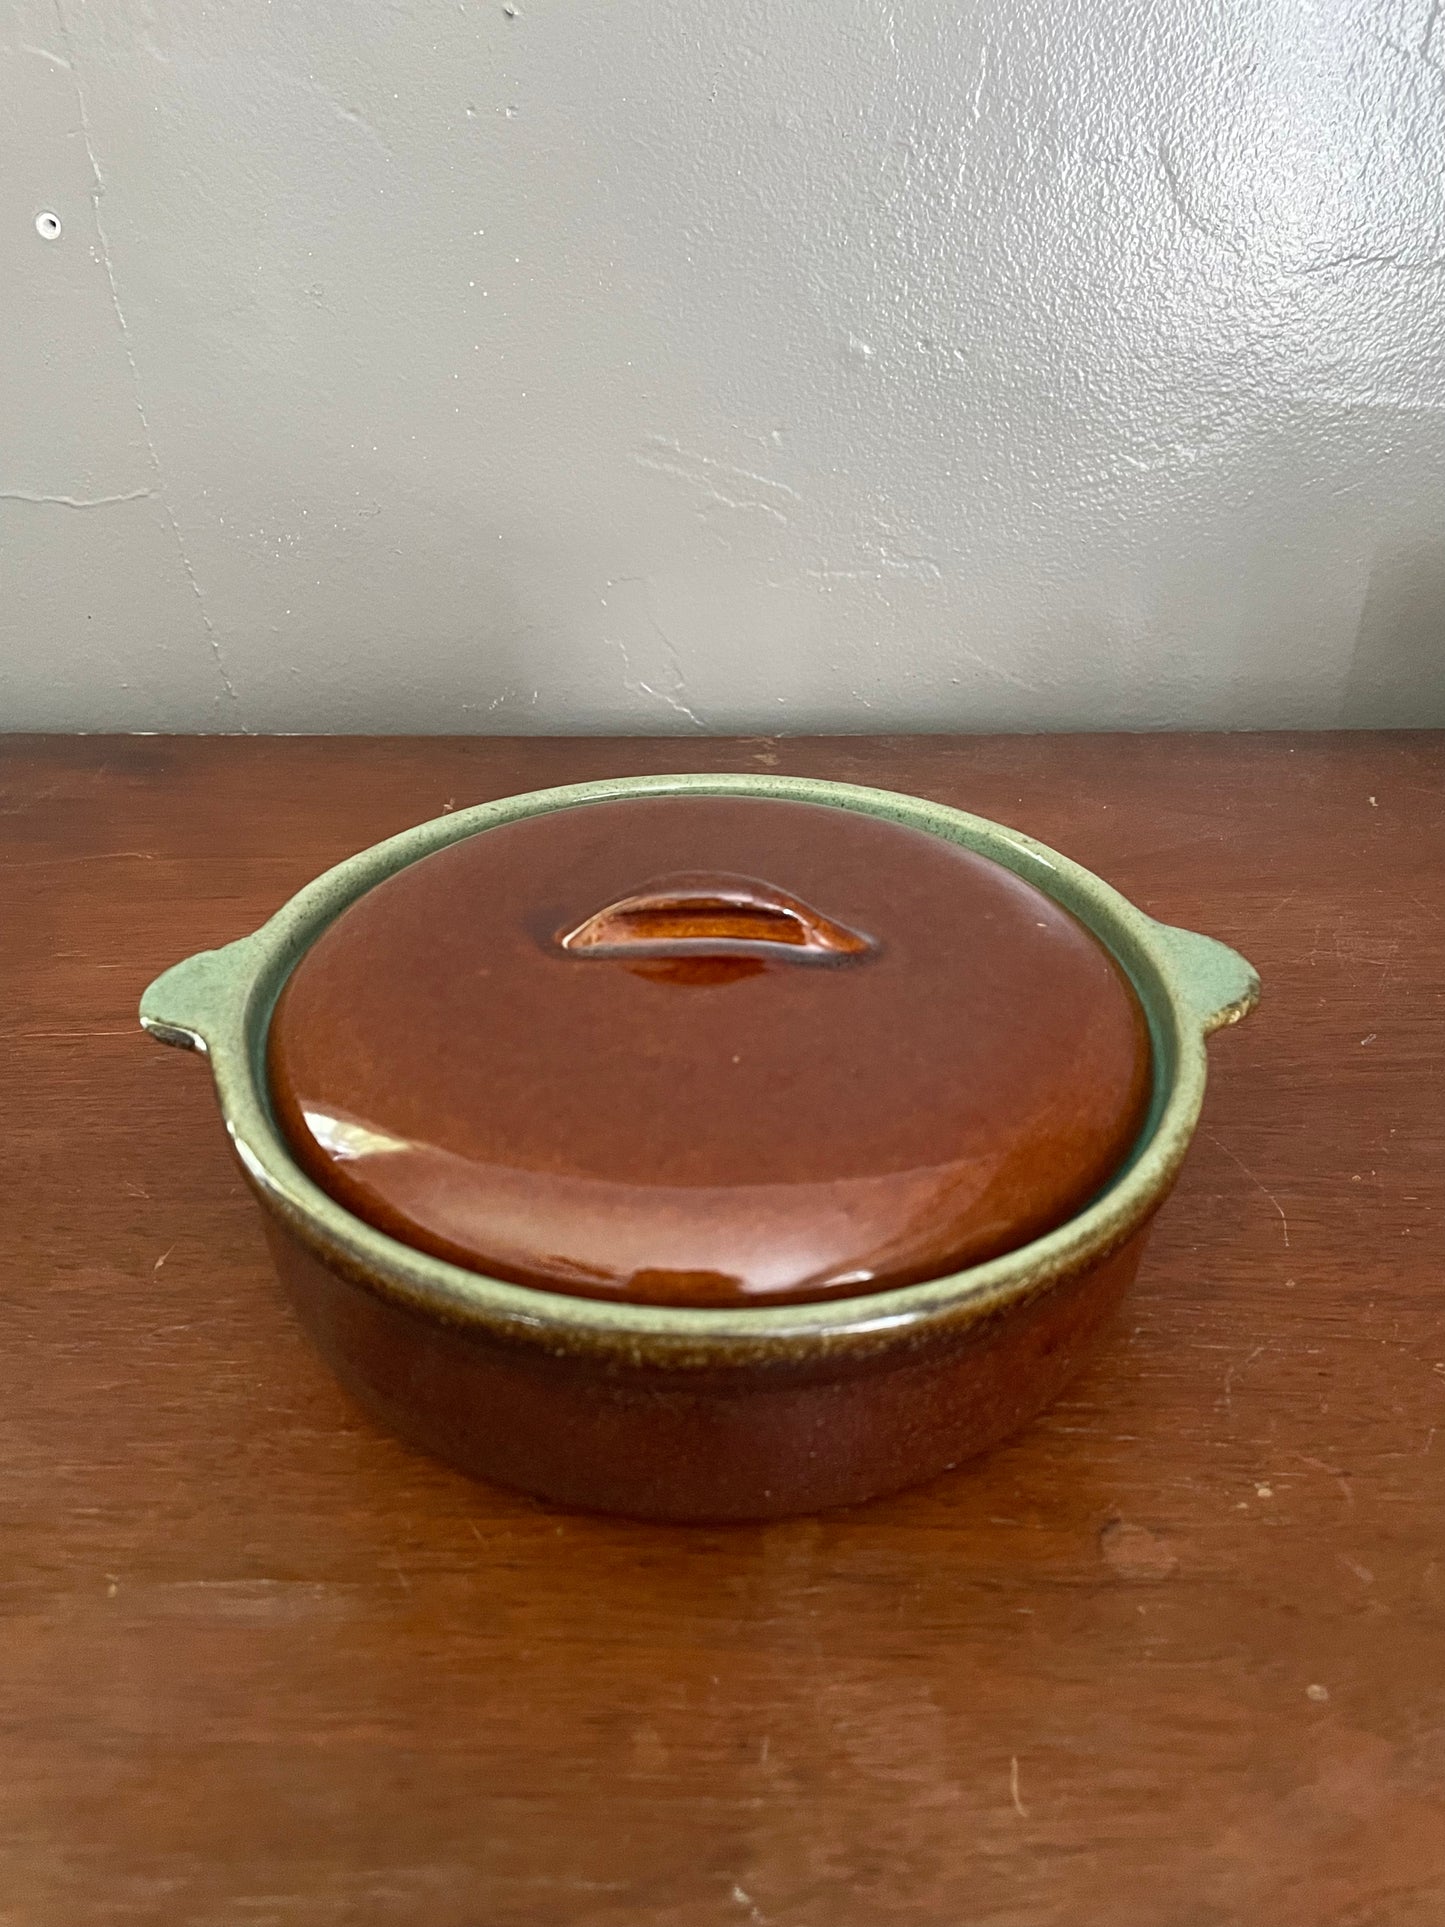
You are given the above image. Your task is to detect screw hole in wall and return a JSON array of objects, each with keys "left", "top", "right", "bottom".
[{"left": 35, "top": 211, "right": 62, "bottom": 241}]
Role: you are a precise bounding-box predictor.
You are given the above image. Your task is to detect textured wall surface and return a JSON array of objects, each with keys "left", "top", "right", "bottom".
[{"left": 3, "top": 0, "right": 1444, "bottom": 732}]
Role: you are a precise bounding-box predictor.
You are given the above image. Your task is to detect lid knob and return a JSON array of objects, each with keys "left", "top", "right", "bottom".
[{"left": 557, "top": 873, "right": 875, "bottom": 964}]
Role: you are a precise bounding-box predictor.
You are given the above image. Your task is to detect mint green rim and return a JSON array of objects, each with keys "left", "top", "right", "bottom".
[{"left": 139, "top": 774, "right": 1258, "bottom": 1366}]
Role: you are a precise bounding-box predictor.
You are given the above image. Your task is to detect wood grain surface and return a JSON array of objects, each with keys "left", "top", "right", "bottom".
[{"left": 3, "top": 732, "right": 1442, "bottom": 1927}]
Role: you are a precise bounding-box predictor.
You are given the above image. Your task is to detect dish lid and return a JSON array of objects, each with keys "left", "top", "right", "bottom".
[{"left": 266, "top": 795, "right": 1151, "bottom": 1307}]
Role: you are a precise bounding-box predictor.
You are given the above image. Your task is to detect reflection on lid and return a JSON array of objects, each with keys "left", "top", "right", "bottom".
[
  {"left": 289, "top": 1102, "right": 1049, "bottom": 1303},
  {"left": 303, "top": 1110, "right": 412, "bottom": 1161}
]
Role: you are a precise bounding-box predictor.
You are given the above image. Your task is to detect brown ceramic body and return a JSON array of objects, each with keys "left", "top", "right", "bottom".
[{"left": 263, "top": 1211, "right": 1151, "bottom": 1520}]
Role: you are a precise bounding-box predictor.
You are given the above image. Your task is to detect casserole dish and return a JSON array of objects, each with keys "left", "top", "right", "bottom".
[{"left": 140, "top": 774, "right": 1258, "bottom": 1520}]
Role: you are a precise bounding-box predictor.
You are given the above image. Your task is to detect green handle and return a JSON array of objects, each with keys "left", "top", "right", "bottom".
[
  {"left": 139, "top": 937, "right": 260, "bottom": 1056},
  {"left": 1149, "top": 921, "right": 1260, "bottom": 1036}
]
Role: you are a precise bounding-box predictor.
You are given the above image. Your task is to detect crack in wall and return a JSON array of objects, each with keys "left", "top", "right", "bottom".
[
  {"left": 1158, "top": 141, "right": 1243, "bottom": 255},
  {"left": 0, "top": 487, "right": 155, "bottom": 508},
  {"left": 50, "top": 0, "right": 245, "bottom": 722},
  {"left": 633, "top": 438, "right": 799, "bottom": 527},
  {"left": 609, "top": 593, "right": 706, "bottom": 731},
  {"left": 633, "top": 453, "right": 794, "bottom": 525},
  {"left": 640, "top": 437, "right": 802, "bottom": 503},
  {"left": 20, "top": 39, "right": 70, "bottom": 69},
  {"left": 638, "top": 601, "right": 706, "bottom": 729}
]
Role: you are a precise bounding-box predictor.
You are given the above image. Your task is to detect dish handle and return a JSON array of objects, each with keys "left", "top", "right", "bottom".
[
  {"left": 1149, "top": 921, "right": 1260, "bottom": 1036},
  {"left": 139, "top": 937, "right": 260, "bottom": 1057}
]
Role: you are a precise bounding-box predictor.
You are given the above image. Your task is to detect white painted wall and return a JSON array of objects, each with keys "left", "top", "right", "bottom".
[{"left": 3, "top": 0, "right": 1443, "bottom": 732}]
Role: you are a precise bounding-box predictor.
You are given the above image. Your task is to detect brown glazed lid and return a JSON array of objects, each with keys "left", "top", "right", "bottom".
[{"left": 267, "top": 796, "right": 1151, "bottom": 1307}]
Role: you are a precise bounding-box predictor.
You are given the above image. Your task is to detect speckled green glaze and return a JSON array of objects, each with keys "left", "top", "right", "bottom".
[{"left": 141, "top": 774, "right": 1258, "bottom": 1373}]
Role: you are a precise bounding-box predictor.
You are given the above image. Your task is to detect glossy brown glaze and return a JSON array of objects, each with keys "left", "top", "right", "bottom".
[
  {"left": 264, "top": 1213, "right": 1151, "bottom": 1521},
  {"left": 267, "top": 797, "right": 1152, "bottom": 1305},
  {"left": 558, "top": 872, "right": 874, "bottom": 963}
]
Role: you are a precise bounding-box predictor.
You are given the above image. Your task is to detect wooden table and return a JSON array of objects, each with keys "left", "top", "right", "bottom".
[{"left": 4, "top": 733, "right": 1443, "bottom": 1927}]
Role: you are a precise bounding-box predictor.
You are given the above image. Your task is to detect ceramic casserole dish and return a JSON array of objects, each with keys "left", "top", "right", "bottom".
[{"left": 140, "top": 774, "right": 1258, "bottom": 1520}]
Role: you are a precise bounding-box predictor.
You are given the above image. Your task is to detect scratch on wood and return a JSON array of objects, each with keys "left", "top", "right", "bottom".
[
  {"left": 1258, "top": 883, "right": 1300, "bottom": 922},
  {"left": 2, "top": 849, "right": 157, "bottom": 866},
  {"left": 22, "top": 1029, "right": 137, "bottom": 1040},
  {"left": 1291, "top": 1452, "right": 1355, "bottom": 1508},
  {"left": 1335, "top": 1553, "right": 1374, "bottom": 1585},
  {"left": 1221, "top": 1344, "right": 1266, "bottom": 1412},
  {"left": 1010, "top": 1754, "right": 1028, "bottom": 1816},
  {"left": 1203, "top": 1129, "right": 1289, "bottom": 1246}
]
